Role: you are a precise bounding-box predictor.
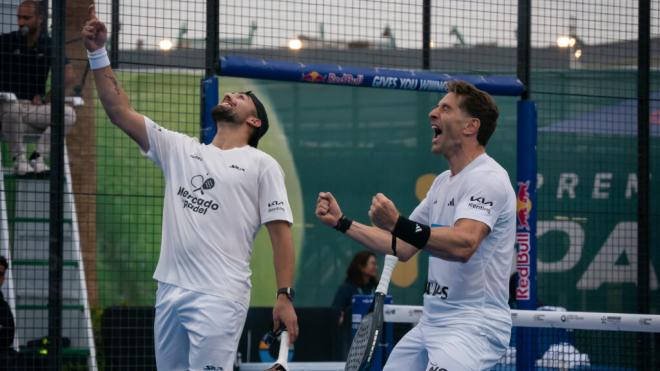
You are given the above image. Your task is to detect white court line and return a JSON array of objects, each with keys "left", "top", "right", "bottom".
[{"left": 383, "top": 304, "right": 660, "bottom": 333}]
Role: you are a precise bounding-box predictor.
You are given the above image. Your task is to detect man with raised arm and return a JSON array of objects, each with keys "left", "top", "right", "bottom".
[
  {"left": 82, "top": 6, "right": 298, "bottom": 370},
  {"left": 316, "top": 81, "right": 516, "bottom": 370}
]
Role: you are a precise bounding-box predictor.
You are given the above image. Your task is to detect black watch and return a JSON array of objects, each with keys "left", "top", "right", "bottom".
[{"left": 277, "top": 287, "right": 295, "bottom": 302}]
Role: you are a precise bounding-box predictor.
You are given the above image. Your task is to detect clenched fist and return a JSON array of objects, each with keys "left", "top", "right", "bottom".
[
  {"left": 81, "top": 5, "right": 107, "bottom": 52},
  {"left": 368, "top": 193, "right": 399, "bottom": 232},
  {"left": 315, "top": 192, "right": 343, "bottom": 228}
]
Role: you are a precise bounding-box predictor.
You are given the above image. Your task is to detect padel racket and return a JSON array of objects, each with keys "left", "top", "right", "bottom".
[
  {"left": 264, "top": 328, "right": 290, "bottom": 371},
  {"left": 344, "top": 254, "right": 398, "bottom": 371}
]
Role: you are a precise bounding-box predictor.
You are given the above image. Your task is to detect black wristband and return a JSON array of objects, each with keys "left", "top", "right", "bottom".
[
  {"left": 277, "top": 287, "right": 295, "bottom": 302},
  {"left": 393, "top": 216, "right": 430, "bottom": 249},
  {"left": 334, "top": 214, "right": 353, "bottom": 233},
  {"left": 391, "top": 234, "right": 397, "bottom": 256}
]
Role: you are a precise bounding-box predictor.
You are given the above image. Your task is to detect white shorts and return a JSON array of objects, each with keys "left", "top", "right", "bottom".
[
  {"left": 383, "top": 322, "right": 508, "bottom": 371},
  {"left": 154, "top": 282, "right": 248, "bottom": 371}
]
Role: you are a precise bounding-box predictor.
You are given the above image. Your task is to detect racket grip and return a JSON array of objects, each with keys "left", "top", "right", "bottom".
[
  {"left": 376, "top": 254, "right": 398, "bottom": 295},
  {"left": 277, "top": 330, "right": 289, "bottom": 362}
]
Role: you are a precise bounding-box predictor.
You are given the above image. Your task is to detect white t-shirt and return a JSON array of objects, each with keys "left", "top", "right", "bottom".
[
  {"left": 410, "top": 153, "right": 515, "bottom": 342},
  {"left": 142, "top": 117, "right": 293, "bottom": 307}
]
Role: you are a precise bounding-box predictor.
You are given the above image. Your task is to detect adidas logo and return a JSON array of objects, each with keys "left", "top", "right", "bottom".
[
  {"left": 415, "top": 224, "right": 422, "bottom": 233},
  {"left": 447, "top": 198, "right": 455, "bottom": 207}
]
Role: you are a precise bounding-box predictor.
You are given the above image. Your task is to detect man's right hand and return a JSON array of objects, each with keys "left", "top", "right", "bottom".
[
  {"left": 315, "top": 192, "right": 343, "bottom": 228},
  {"left": 81, "top": 5, "right": 107, "bottom": 52}
]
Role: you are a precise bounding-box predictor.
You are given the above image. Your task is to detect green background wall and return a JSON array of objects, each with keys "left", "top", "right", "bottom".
[{"left": 95, "top": 71, "right": 659, "bottom": 315}]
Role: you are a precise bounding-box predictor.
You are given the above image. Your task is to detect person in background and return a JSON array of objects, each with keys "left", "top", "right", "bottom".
[
  {"left": 0, "top": 0, "right": 77, "bottom": 175},
  {"left": 331, "top": 251, "right": 378, "bottom": 360}
]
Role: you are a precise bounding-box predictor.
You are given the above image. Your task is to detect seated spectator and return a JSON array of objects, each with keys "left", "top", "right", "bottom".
[{"left": 0, "top": 0, "right": 77, "bottom": 175}]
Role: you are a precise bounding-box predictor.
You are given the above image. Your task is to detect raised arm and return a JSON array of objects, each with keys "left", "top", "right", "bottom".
[
  {"left": 315, "top": 192, "right": 420, "bottom": 261},
  {"left": 265, "top": 220, "right": 298, "bottom": 344},
  {"left": 316, "top": 192, "right": 489, "bottom": 262},
  {"left": 369, "top": 193, "right": 490, "bottom": 262},
  {"left": 81, "top": 5, "right": 148, "bottom": 151}
]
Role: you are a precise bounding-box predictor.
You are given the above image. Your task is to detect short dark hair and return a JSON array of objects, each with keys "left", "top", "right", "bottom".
[
  {"left": 244, "top": 91, "right": 269, "bottom": 148},
  {"left": 0, "top": 256, "right": 8, "bottom": 270},
  {"left": 346, "top": 251, "right": 377, "bottom": 287},
  {"left": 19, "top": 0, "right": 44, "bottom": 18},
  {"left": 445, "top": 80, "right": 499, "bottom": 146}
]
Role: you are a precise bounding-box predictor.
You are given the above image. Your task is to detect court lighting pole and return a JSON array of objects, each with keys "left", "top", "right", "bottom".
[
  {"left": 637, "top": 0, "right": 651, "bottom": 369},
  {"left": 422, "top": 0, "right": 431, "bottom": 69},
  {"left": 110, "top": 0, "right": 119, "bottom": 68},
  {"left": 48, "top": 0, "right": 66, "bottom": 369}
]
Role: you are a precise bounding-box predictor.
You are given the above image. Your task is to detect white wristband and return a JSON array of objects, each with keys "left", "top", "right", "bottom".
[{"left": 87, "top": 48, "right": 110, "bottom": 70}]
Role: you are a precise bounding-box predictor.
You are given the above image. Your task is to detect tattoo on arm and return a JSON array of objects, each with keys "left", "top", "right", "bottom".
[{"left": 103, "top": 73, "right": 122, "bottom": 95}]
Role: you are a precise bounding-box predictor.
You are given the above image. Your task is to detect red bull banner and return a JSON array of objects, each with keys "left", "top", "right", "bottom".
[
  {"left": 516, "top": 100, "right": 538, "bottom": 370},
  {"left": 516, "top": 180, "right": 532, "bottom": 300},
  {"left": 219, "top": 55, "right": 525, "bottom": 96},
  {"left": 516, "top": 102, "right": 537, "bottom": 308}
]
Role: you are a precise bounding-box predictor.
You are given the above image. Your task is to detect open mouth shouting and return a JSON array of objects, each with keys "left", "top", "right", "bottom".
[{"left": 431, "top": 124, "right": 443, "bottom": 142}]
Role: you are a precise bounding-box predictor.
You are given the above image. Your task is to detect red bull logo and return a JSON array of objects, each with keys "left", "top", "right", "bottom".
[
  {"left": 516, "top": 232, "right": 531, "bottom": 300},
  {"left": 302, "top": 71, "right": 326, "bottom": 83},
  {"left": 327, "top": 72, "right": 364, "bottom": 86},
  {"left": 517, "top": 180, "right": 532, "bottom": 231}
]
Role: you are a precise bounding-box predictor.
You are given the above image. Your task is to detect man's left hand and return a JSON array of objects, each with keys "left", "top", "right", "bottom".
[
  {"left": 273, "top": 296, "right": 298, "bottom": 344},
  {"left": 369, "top": 193, "right": 400, "bottom": 232}
]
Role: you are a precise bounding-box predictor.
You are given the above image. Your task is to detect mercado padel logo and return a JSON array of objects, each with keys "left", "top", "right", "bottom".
[{"left": 176, "top": 175, "right": 220, "bottom": 215}]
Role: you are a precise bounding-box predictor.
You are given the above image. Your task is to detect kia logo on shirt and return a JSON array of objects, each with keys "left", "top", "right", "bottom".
[
  {"left": 267, "top": 200, "right": 285, "bottom": 213},
  {"left": 469, "top": 196, "right": 493, "bottom": 206}
]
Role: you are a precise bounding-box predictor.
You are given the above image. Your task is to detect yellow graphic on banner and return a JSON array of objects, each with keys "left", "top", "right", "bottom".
[{"left": 392, "top": 173, "right": 436, "bottom": 288}]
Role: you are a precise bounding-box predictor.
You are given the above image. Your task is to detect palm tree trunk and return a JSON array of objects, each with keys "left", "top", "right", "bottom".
[{"left": 65, "top": 0, "right": 98, "bottom": 307}]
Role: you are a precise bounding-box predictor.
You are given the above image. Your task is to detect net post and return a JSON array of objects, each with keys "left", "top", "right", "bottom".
[
  {"left": 206, "top": 0, "right": 219, "bottom": 77},
  {"left": 110, "top": 0, "right": 120, "bottom": 68},
  {"left": 515, "top": 100, "right": 538, "bottom": 370},
  {"left": 48, "top": 0, "right": 66, "bottom": 369},
  {"left": 637, "top": 0, "right": 651, "bottom": 369},
  {"left": 200, "top": 77, "right": 218, "bottom": 144},
  {"left": 422, "top": 0, "right": 431, "bottom": 70}
]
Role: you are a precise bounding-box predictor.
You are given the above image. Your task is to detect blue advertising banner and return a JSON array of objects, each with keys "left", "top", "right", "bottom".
[{"left": 219, "top": 55, "right": 524, "bottom": 97}]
